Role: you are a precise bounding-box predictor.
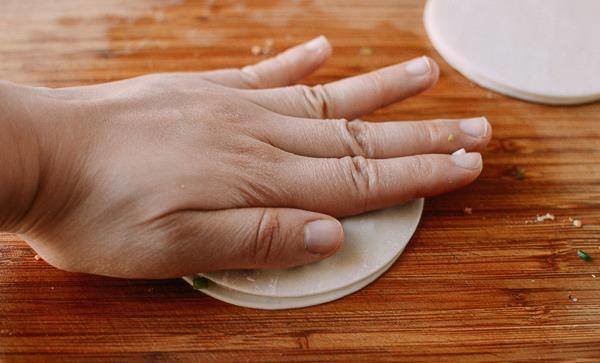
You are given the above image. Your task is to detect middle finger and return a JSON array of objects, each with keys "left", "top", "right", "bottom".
[{"left": 257, "top": 116, "right": 491, "bottom": 158}]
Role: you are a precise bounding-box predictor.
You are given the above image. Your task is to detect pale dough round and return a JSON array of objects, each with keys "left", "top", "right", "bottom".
[
  {"left": 182, "top": 256, "right": 398, "bottom": 310},
  {"left": 200, "top": 199, "right": 422, "bottom": 297},
  {"left": 183, "top": 199, "right": 423, "bottom": 309},
  {"left": 424, "top": 0, "right": 600, "bottom": 105}
]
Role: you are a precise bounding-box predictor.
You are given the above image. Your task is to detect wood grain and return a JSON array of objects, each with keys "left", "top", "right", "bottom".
[{"left": 1, "top": 0, "right": 599, "bottom": 361}]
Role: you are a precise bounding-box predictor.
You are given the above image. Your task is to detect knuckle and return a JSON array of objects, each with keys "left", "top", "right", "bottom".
[
  {"left": 295, "top": 84, "right": 333, "bottom": 118},
  {"left": 135, "top": 72, "right": 164, "bottom": 84},
  {"left": 231, "top": 147, "right": 288, "bottom": 206},
  {"left": 339, "top": 119, "right": 374, "bottom": 157},
  {"left": 419, "top": 121, "right": 443, "bottom": 144},
  {"left": 239, "top": 66, "right": 262, "bottom": 89},
  {"left": 408, "top": 156, "right": 435, "bottom": 181},
  {"left": 139, "top": 73, "right": 178, "bottom": 89},
  {"left": 341, "top": 156, "right": 378, "bottom": 211},
  {"left": 252, "top": 209, "right": 282, "bottom": 263}
]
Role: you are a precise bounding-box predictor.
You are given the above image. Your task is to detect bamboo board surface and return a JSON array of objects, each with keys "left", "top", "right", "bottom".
[{"left": 1, "top": 0, "right": 599, "bottom": 360}]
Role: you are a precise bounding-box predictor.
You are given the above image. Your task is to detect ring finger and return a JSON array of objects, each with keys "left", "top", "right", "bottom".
[
  {"left": 240, "top": 56, "right": 439, "bottom": 120},
  {"left": 267, "top": 152, "right": 483, "bottom": 217}
]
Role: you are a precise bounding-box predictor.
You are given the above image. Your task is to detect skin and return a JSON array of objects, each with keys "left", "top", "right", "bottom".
[{"left": 0, "top": 36, "right": 491, "bottom": 279}]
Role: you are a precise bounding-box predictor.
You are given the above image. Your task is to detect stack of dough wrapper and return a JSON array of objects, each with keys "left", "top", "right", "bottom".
[{"left": 184, "top": 199, "right": 424, "bottom": 309}]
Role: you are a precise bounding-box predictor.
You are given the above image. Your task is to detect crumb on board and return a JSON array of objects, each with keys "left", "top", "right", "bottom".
[
  {"left": 572, "top": 219, "right": 582, "bottom": 228},
  {"left": 251, "top": 45, "right": 261, "bottom": 56},
  {"left": 568, "top": 295, "right": 578, "bottom": 302},
  {"left": 592, "top": 274, "right": 597, "bottom": 278},
  {"left": 463, "top": 207, "right": 473, "bottom": 215},
  {"left": 509, "top": 166, "right": 526, "bottom": 180},
  {"left": 250, "top": 38, "right": 274, "bottom": 56},
  {"left": 535, "top": 213, "right": 555, "bottom": 223},
  {"left": 34, "top": 254, "right": 41, "bottom": 261},
  {"left": 153, "top": 11, "right": 165, "bottom": 22},
  {"left": 359, "top": 47, "right": 373, "bottom": 56},
  {"left": 447, "top": 134, "right": 455, "bottom": 142}
]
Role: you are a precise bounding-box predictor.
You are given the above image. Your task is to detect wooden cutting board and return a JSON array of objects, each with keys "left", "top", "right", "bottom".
[{"left": 1, "top": 0, "right": 599, "bottom": 360}]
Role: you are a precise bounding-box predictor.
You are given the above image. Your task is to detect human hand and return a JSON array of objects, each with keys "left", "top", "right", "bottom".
[{"left": 5, "top": 36, "right": 491, "bottom": 278}]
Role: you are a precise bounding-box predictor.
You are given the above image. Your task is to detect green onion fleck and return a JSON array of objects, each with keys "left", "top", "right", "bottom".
[
  {"left": 447, "top": 134, "right": 455, "bottom": 142},
  {"left": 510, "top": 166, "right": 526, "bottom": 180},
  {"left": 193, "top": 276, "right": 209, "bottom": 290},
  {"left": 577, "top": 249, "right": 592, "bottom": 262}
]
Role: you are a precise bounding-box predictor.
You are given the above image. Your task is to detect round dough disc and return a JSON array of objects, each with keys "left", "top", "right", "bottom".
[
  {"left": 182, "top": 256, "right": 398, "bottom": 310},
  {"left": 424, "top": 0, "right": 600, "bottom": 105},
  {"left": 199, "top": 199, "right": 422, "bottom": 297},
  {"left": 183, "top": 199, "right": 423, "bottom": 307}
]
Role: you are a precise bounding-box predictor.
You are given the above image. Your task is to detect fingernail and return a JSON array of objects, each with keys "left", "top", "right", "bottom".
[
  {"left": 460, "top": 117, "right": 489, "bottom": 137},
  {"left": 452, "top": 148, "right": 466, "bottom": 156},
  {"left": 304, "top": 219, "right": 342, "bottom": 255},
  {"left": 405, "top": 56, "right": 431, "bottom": 76},
  {"left": 451, "top": 152, "right": 482, "bottom": 170},
  {"left": 305, "top": 35, "right": 328, "bottom": 51}
]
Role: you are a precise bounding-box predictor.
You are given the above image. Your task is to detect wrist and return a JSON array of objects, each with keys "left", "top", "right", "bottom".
[{"left": 0, "top": 81, "right": 43, "bottom": 233}]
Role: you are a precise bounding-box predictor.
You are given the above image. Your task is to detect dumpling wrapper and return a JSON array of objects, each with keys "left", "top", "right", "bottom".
[
  {"left": 424, "top": 0, "right": 600, "bottom": 105},
  {"left": 184, "top": 199, "right": 423, "bottom": 308},
  {"left": 182, "top": 255, "right": 398, "bottom": 310}
]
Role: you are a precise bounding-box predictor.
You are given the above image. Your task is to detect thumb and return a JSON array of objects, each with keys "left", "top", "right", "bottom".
[
  {"left": 147, "top": 207, "right": 344, "bottom": 277},
  {"left": 206, "top": 207, "right": 344, "bottom": 270}
]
